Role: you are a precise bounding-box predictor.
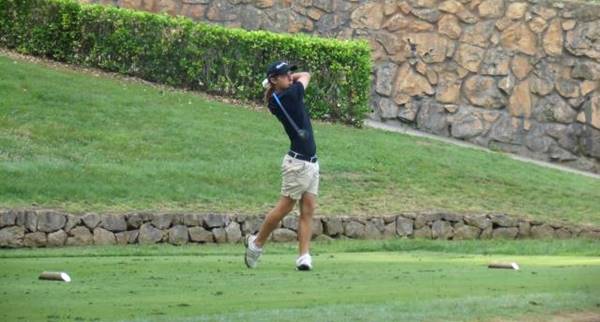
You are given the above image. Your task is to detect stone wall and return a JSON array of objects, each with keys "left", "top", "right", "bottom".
[
  {"left": 0, "top": 209, "right": 598, "bottom": 248},
  {"left": 82, "top": 0, "right": 600, "bottom": 174}
]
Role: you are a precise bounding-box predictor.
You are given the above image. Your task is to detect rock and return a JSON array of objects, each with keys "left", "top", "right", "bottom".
[
  {"left": 282, "top": 215, "right": 299, "bottom": 231},
  {"left": 501, "top": 23, "right": 537, "bottom": 56},
  {"left": 66, "top": 226, "right": 93, "bottom": 246},
  {"left": 438, "top": 14, "right": 462, "bottom": 39},
  {"left": 579, "top": 230, "right": 600, "bottom": 239},
  {"left": 556, "top": 76, "right": 581, "bottom": 99},
  {"left": 581, "top": 123, "right": 600, "bottom": 158},
  {"left": 126, "top": 213, "right": 144, "bottom": 229},
  {"left": 416, "top": 99, "right": 450, "bottom": 136},
  {"left": 383, "top": 13, "right": 410, "bottom": 31},
  {"left": 64, "top": 215, "right": 80, "bottom": 233},
  {"left": 453, "top": 225, "right": 481, "bottom": 240},
  {"left": 584, "top": 94, "right": 600, "bottom": 130},
  {"left": 25, "top": 211, "right": 38, "bottom": 232},
  {"left": 439, "top": 0, "right": 464, "bottom": 14},
  {"left": 508, "top": 80, "right": 532, "bottom": 118},
  {"left": 530, "top": 61, "right": 561, "bottom": 96},
  {"left": 365, "top": 221, "right": 383, "bottom": 239},
  {"left": 323, "top": 217, "right": 343, "bottom": 236},
  {"left": 562, "top": 20, "right": 576, "bottom": 31},
  {"left": 480, "top": 47, "right": 510, "bottom": 76},
  {"left": 518, "top": 221, "right": 531, "bottom": 238},
  {"left": 489, "top": 116, "right": 523, "bottom": 144},
  {"left": 490, "top": 213, "right": 518, "bottom": 227},
  {"left": 565, "top": 21, "right": 600, "bottom": 60},
  {"left": 377, "top": 97, "right": 399, "bottom": 119},
  {"left": 457, "top": 9, "right": 478, "bottom": 24},
  {"left": 0, "top": 210, "right": 16, "bottom": 227},
  {"left": 543, "top": 19, "right": 563, "bottom": 56},
  {"left": 414, "top": 226, "right": 432, "bottom": 239},
  {"left": 37, "top": 211, "right": 66, "bottom": 233},
  {"left": 530, "top": 224, "right": 556, "bottom": 239},
  {"left": 350, "top": 3, "right": 384, "bottom": 29},
  {"left": 24, "top": 232, "right": 47, "bottom": 247},
  {"left": 101, "top": 215, "right": 127, "bottom": 232},
  {"left": 478, "top": 0, "right": 504, "bottom": 18},
  {"left": 532, "top": 5, "right": 556, "bottom": 19},
  {"left": 213, "top": 228, "right": 227, "bottom": 243},
  {"left": 464, "top": 214, "right": 492, "bottom": 229},
  {"left": 167, "top": 225, "right": 189, "bottom": 245},
  {"left": 272, "top": 228, "right": 297, "bottom": 242},
  {"left": 555, "top": 228, "right": 572, "bottom": 239},
  {"left": 492, "top": 227, "right": 519, "bottom": 239},
  {"left": 151, "top": 213, "right": 173, "bottom": 230},
  {"left": 506, "top": 2, "right": 527, "bottom": 20},
  {"left": 312, "top": 218, "right": 324, "bottom": 238},
  {"left": 461, "top": 20, "right": 495, "bottom": 48},
  {"left": 411, "top": 8, "right": 440, "bottom": 23},
  {"left": 116, "top": 230, "right": 138, "bottom": 244},
  {"left": 463, "top": 75, "right": 506, "bottom": 109},
  {"left": 344, "top": 220, "right": 366, "bottom": 239},
  {"left": 451, "top": 111, "right": 484, "bottom": 139},
  {"left": 93, "top": 227, "right": 116, "bottom": 245},
  {"left": 394, "top": 64, "right": 434, "bottom": 97},
  {"left": 525, "top": 123, "right": 553, "bottom": 153},
  {"left": 455, "top": 43, "right": 485, "bottom": 72},
  {"left": 138, "top": 223, "right": 163, "bottom": 244},
  {"left": 528, "top": 17, "right": 548, "bottom": 34},
  {"left": 432, "top": 220, "right": 453, "bottom": 239},
  {"left": 0, "top": 226, "right": 25, "bottom": 247},
  {"left": 183, "top": 214, "right": 202, "bottom": 226},
  {"left": 82, "top": 213, "right": 101, "bottom": 229},
  {"left": 375, "top": 62, "right": 398, "bottom": 97},
  {"left": 204, "top": 213, "right": 228, "bottom": 228},
  {"left": 398, "top": 101, "right": 420, "bottom": 122},
  {"left": 480, "top": 226, "right": 493, "bottom": 239},
  {"left": 572, "top": 61, "right": 600, "bottom": 81},
  {"left": 189, "top": 226, "right": 214, "bottom": 243},
  {"left": 225, "top": 222, "right": 242, "bottom": 243},
  {"left": 206, "top": 0, "right": 238, "bottom": 21},
  {"left": 511, "top": 55, "right": 533, "bottom": 80},
  {"left": 436, "top": 72, "right": 461, "bottom": 104},
  {"left": 313, "top": 234, "right": 334, "bottom": 242},
  {"left": 242, "top": 216, "right": 262, "bottom": 235},
  {"left": 415, "top": 212, "right": 443, "bottom": 229},
  {"left": 383, "top": 222, "right": 396, "bottom": 239},
  {"left": 396, "top": 216, "right": 414, "bottom": 237},
  {"left": 47, "top": 230, "right": 67, "bottom": 247},
  {"left": 410, "top": 32, "right": 451, "bottom": 63},
  {"left": 533, "top": 94, "right": 577, "bottom": 124}
]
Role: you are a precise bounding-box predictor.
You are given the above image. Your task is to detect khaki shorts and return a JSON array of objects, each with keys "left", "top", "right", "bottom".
[{"left": 280, "top": 154, "right": 320, "bottom": 201}]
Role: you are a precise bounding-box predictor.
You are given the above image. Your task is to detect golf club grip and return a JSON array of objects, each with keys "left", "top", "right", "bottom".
[{"left": 272, "top": 93, "right": 304, "bottom": 138}]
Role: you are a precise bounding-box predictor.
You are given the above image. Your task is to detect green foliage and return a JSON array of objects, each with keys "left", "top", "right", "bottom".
[{"left": 0, "top": 0, "right": 372, "bottom": 125}]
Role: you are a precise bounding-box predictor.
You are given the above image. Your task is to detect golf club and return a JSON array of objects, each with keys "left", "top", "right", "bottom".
[{"left": 272, "top": 92, "right": 308, "bottom": 140}]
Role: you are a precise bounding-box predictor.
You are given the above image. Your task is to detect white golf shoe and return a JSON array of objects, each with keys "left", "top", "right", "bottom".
[
  {"left": 296, "top": 253, "right": 313, "bottom": 271},
  {"left": 244, "top": 235, "right": 262, "bottom": 269}
]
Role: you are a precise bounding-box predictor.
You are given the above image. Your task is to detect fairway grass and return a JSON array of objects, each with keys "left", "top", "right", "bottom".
[
  {"left": 1, "top": 239, "right": 599, "bottom": 322},
  {"left": 1, "top": 53, "right": 600, "bottom": 226}
]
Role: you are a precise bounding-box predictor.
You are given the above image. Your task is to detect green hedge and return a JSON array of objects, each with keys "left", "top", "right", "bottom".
[{"left": 0, "top": 0, "right": 372, "bottom": 125}]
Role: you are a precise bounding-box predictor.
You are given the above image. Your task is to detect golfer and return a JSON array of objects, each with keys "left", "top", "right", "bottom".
[{"left": 244, "top": 61, "right": 319, "bottom": 271}]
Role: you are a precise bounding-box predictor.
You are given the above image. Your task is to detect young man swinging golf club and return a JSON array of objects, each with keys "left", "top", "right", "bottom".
[{"left": 244, "top": 61, "right": 319, "bottom": 271}]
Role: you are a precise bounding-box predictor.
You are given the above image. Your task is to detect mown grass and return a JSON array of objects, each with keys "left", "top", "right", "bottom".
[
  {"left": 0, "top": 240, "right": 599, "bottom": 322},
  {"left": 0, "top": 54, "right": 599, "bottom": 225}
]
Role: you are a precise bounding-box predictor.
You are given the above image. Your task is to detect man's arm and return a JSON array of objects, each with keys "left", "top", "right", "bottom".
[{"left": 292, "top": 72, "right": 310, "bottom": 90}]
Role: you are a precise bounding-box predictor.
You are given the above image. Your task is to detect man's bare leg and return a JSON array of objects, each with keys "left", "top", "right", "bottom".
[
  {"left": 297, "top": 192, "right": 316, "bottom": 256},
  {"left": 254, "top": 196, "right": 296, "bottom": 248}
]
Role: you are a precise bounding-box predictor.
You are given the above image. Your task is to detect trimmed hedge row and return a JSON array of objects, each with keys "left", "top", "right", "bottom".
[{"left": 0, "top": 0, "right": 372, "bottom": 125}]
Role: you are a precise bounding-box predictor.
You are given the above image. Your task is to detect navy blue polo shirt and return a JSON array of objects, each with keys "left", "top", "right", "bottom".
[{"left": 268, "top": 81, "right": 317, "bottom": 157}]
